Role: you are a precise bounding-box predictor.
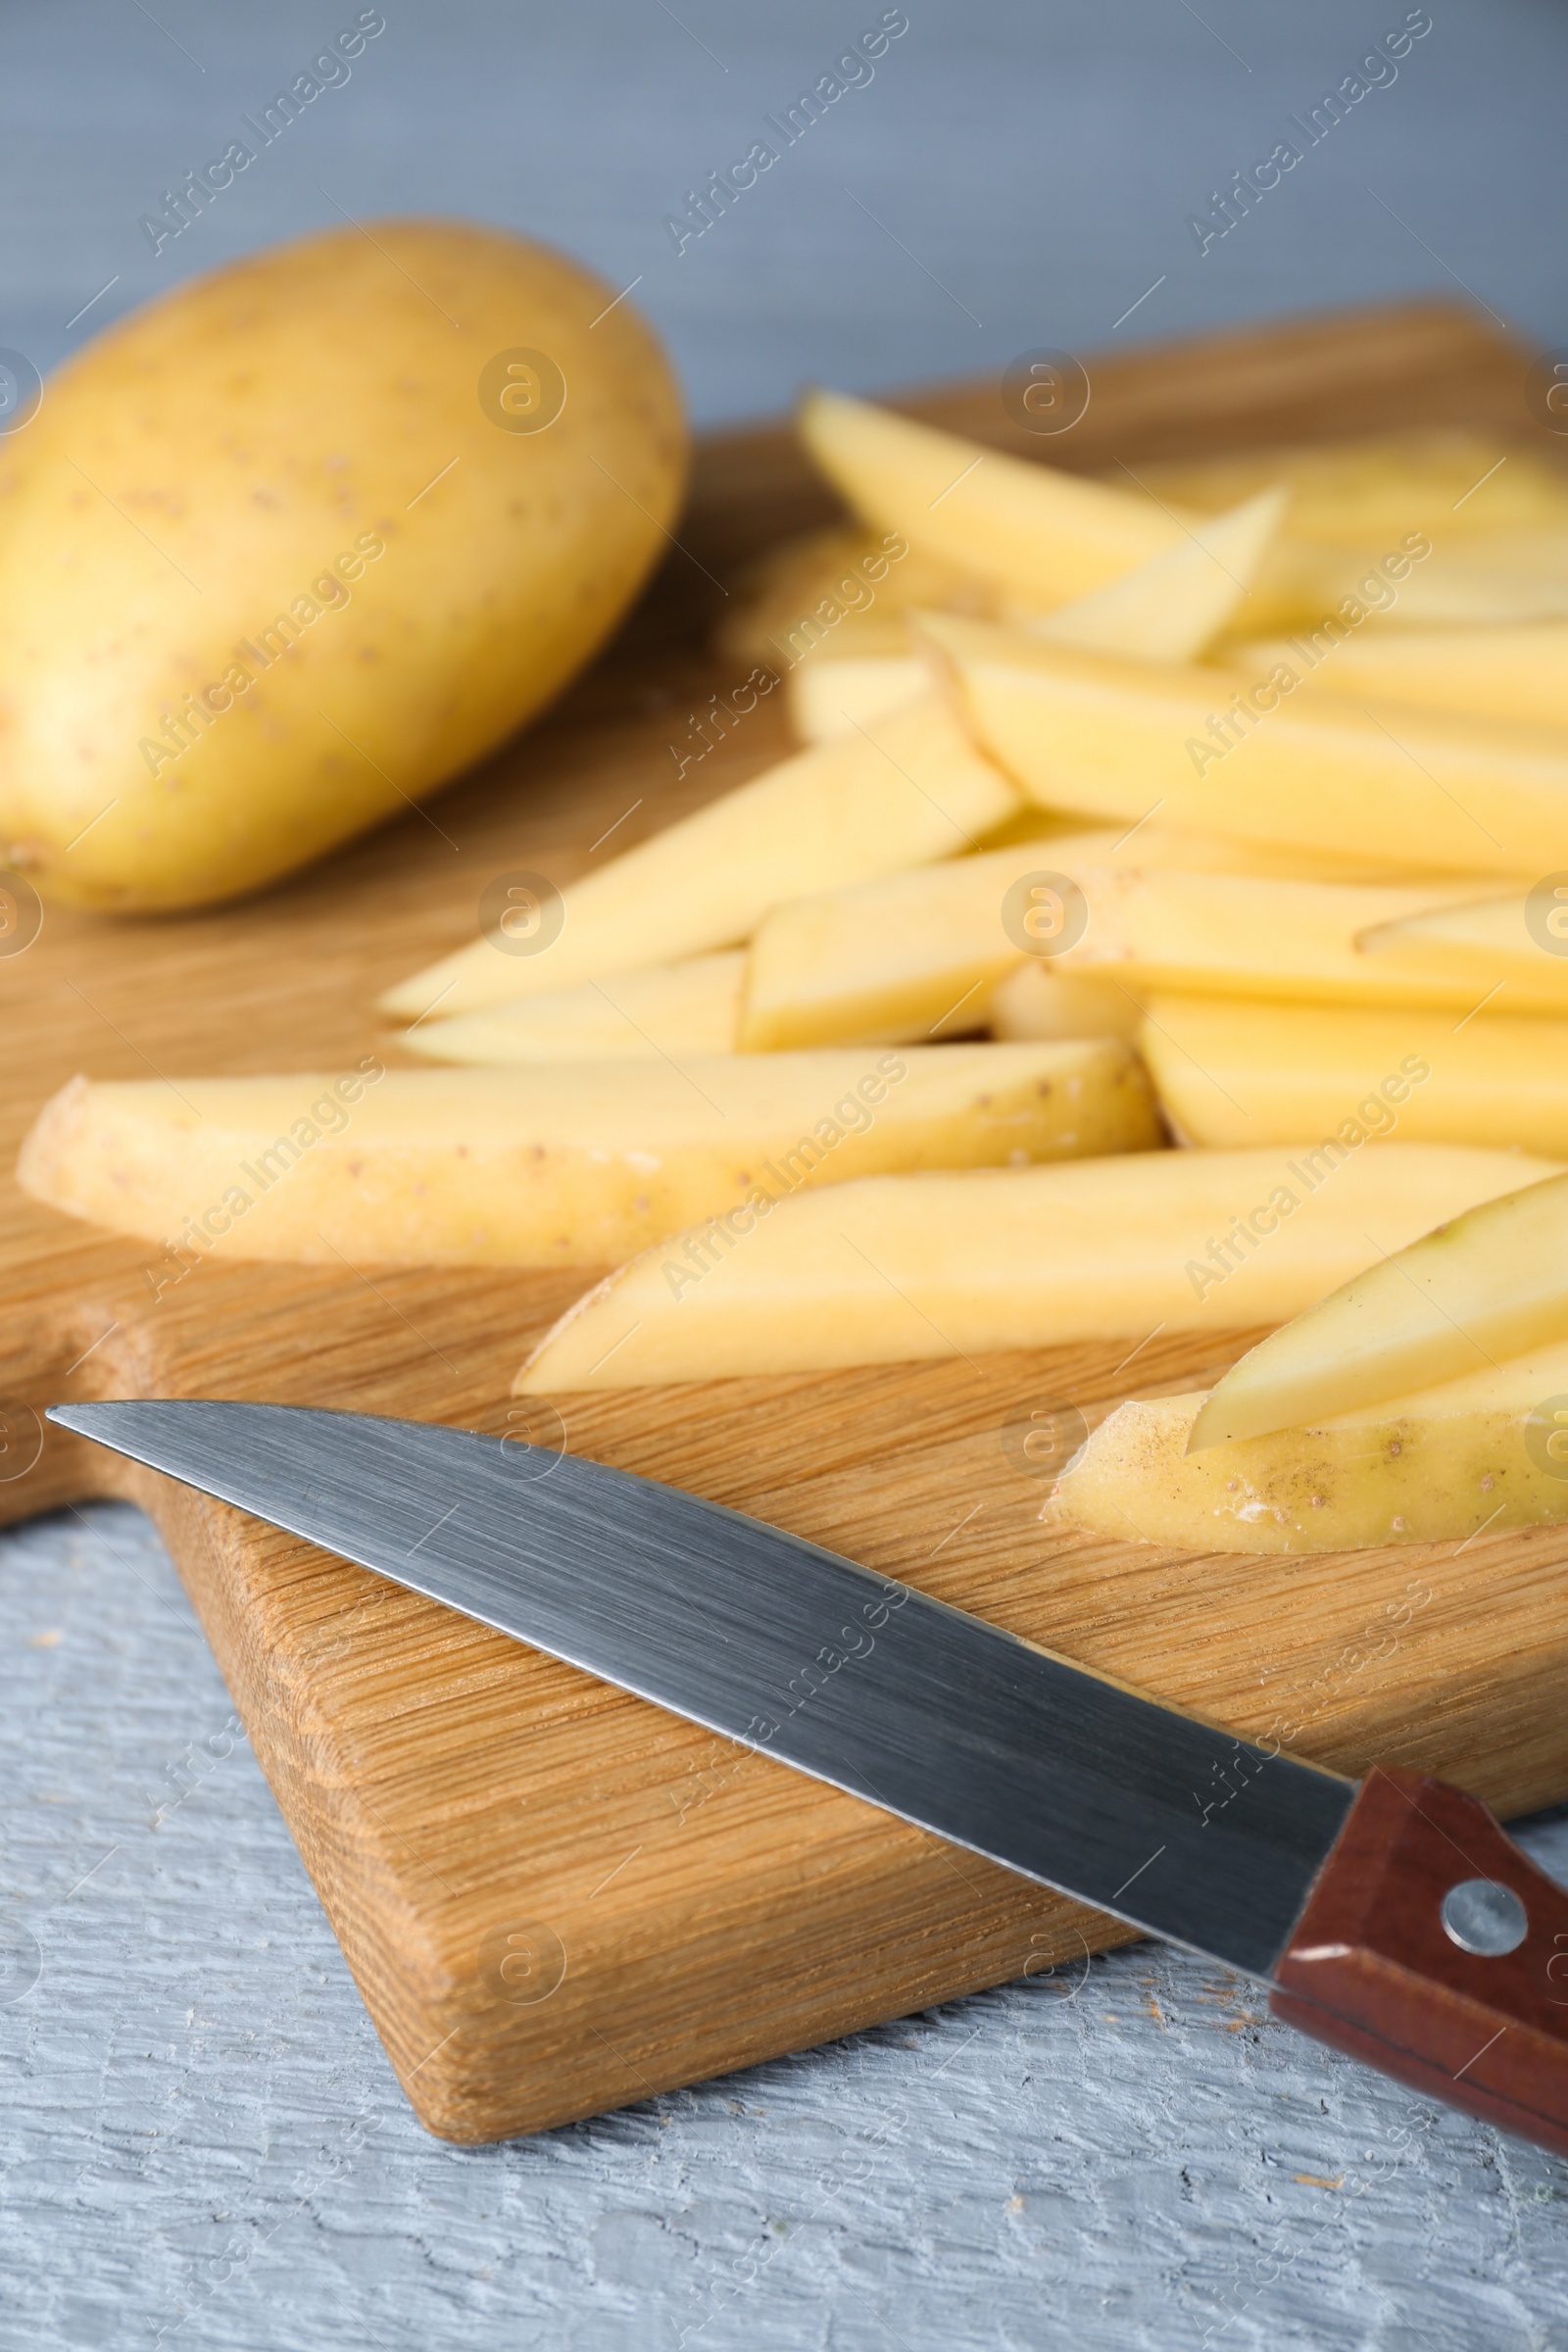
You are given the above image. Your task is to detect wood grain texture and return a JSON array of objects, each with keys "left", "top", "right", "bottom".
[
  {"left": 7, "top": 300, "right": 1568, "bottom": 2143},
  {"left": 1272, "top": 1766, "right": 1568, "bottom": 2157}
]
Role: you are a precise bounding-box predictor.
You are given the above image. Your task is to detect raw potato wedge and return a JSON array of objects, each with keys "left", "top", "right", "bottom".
[
  {"left": 1133, "top": 435, "right": 1568, "bottom": 631},
  {"left": 380, "top": 693, "right": 1017, "bottom": 1020},
  {"left": 514, "top": 1143, "right": 1549, "bottom": 1392},
  {"left": 987, "top": 961, "right": 1143, "bottom": 1045},
  {"left": 1230, "top": 624, "right": 1568, "bottom": 733},
  {"left": 798, "top": 390, "right": 1192, "bottom": 610},
  {"left": 1127, "top": 435, "right": 1568, "bottom": 631},
  {"left": 740, "top": 831, "right": 1476, "bottom": 1055},
  {"left": 1190, "top": 1169, "right": 1568, "bottom": 1447},
  {"left": 789, "top": 655, "right": 927, "bottom": 743},
  {"left": 20, "top": 1043, "right": 1156, "bottom": 1272},
  {"left": 1138, "top": 996, "right": 1568, "bottom": 1156},
  {"left": 786, "top": 487, "right": 1286, "bottom": 743},
  {"left": 1357, "top": 891, "right": 1565, "bottom": 995},
  {"left": 738, "top": 835, "right": 1104, "bottom": 1052},
  {"left": 1051, "top": 1343, "right": 1568, "bottom": 1555},
  {"left": 1019, "top": 487, "right": 1287, "bottom": 662},
  {"left": 1380, "top": 528, "right": 1568, "bottom": 625},
  {"left": 1055, "top": 866, "right": 1568, "bottom": 1014},
  {"left": 926, "top": 612, "right": 1568, "bottom": 877},
  {"left": 714, "top": 523, "right": 992, "bottom": 669},
  {"left": 1109, "top": 433, "right": 1553, "bottom": 635},
  {"left": 403, "top": 953, "right": 745, "bottom": 1065},
  {"left": 1124, "top": 433, "right": 1568, "bottom": 546},
  {"left": 1257, "top": 531, "right": 1568, "bottom": 633}
]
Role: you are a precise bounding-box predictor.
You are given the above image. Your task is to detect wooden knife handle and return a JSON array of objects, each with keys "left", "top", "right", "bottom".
[{"left": 1271, "top": 1764, "right": 1568, "bottom": 2154}]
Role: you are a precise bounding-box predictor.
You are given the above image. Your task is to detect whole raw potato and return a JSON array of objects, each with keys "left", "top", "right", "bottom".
[{"left": 0, "top": 220, "right": 687, "bottom": 908}]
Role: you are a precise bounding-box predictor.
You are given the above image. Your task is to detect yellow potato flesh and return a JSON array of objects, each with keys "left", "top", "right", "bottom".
[
  {"left": 1058, "top": 866, "right": 1568, "bottom": 1013},
  {"left": 714, "top": 523, "right": 991, "bottom": 670},
  {"left": 514, "top": 1142, "right": 1547, "bottom": 1392},
  {"left": 1016, "top": 486, "right": 1287, "bottom": 662},
  {"left": 0, "top": 221, "right": 685, "bottom": 909},
  {"left": 1228, "top": 623, "right": 1568, "bottom": 732},
  {"left": 1190, "top": 1169, "right": 1568, "bottom": 1447},
  {"left": 986, "top": 961, "right": 1143, "bottom": 1044},
  {"left": 19, "top": 1043, "right": 1152, "bottom": 1272},
  {"left": 1246, "top": 537, "right": 1568, "bottom": 634},
  {"left": 775, "top": 487, "right": 1284, "bottom": 743},
  {"left": 1053, "top": 1341, "right": 1568, "bottom": 1554},
  {"left": 380, "top": 693, "right": 1018, "bottom": 1020},
  {"left": 1138, "top": 995, "right": 1568, "bottom": 1157},
  {"left": 739, "top": 832, "right": 1138, "bottom": 1053},
  {"left": 1126, "top": 436, "right": 1568, "bottom": 630},
  {"left": 403, "top": 953, "right": 746, "bottom": 1065},
  {"left": 797, "top": 390, "right": 1190, "bottom": 610},
  {"left": 1122, "top": 432, "right": 1568, "bottom": 546},
  {"left": 929, "top": 612, "right": 1568, "bottom": 876},
  {"left": 788, "top": 657, "right": 927, "bottom": 743},
  {"left": 739, "top": 831, "right": 1471, "bottom": 1055},
  {"left": 1356, "top": 891, "right": 1568, "bottom": 1004},
  {"left": 1379, "top": 528, "right": 1568, "bottom": 623},
  {"left": 1111, "top": 433, "right": 1568, "bottom": 633}
]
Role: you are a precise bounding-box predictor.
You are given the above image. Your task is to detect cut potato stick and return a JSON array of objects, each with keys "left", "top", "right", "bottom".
[
  {"left": 20, "top": 1043, "right": 1156, "bottom": 1273},
  {"left": 1221, "top": 533, "right": 1568, "bottom": 633},
  {"left": 789, "top": 654, "right": 926, "bottom": 743},
  {"left": 1190, "top": 1168, "right": 1568, "bottom": 1448},
  {"left": 790, "top": 488, "right": 1287, "bottom": 744},
  {"left": 380, "top": 693, "right": 1018, "bottom": 1019},
  {"left": 1056, "top": 866, "right": 1568, "bottom": 1014},
  {"left": 1208, "top": 530, "right": 1568, "bottom": 640},
  {"left": 798, "top": 389, "right": 1192, "bottom": 611},
  {"left": 1023, "top": 486, "right": 1287, "bottom": 662},
  {"left": 1243, "top": 538, "right": 1568, "bottom": 638},
  {"left": 1122, "top": 433, "right": 1568, "bottom": 547},
  {"left": 402, "top": 952, "right": 746, "bottom": 1065},
  {"left": 1229, "top": 623, "right": 1568, "bottom": 734},
  {"left": 1381, "top": 529, "right": 1568, "bottom": 626},
  {"left": 926, "top": 612, "right": 1568, "bottom": 876},
  {"left": 740, "top": 833, "right": 1111, "bottom": 1053},
  {"left": 513, "top": 1142, "right": 1549, "bottom": 1392},
  {"left": 986, "top": 960, "right": 1142, "bottom": 1044},
  {"left": 1235, "top": 536, "right": 1401, "bottom": 638},
  {"left": 966, "top": 804, "right": 1073, "bottom": 852},
  {"left": 418, "top": 819, "right": 1407, "bottom": 1065},
  {"left": 740, "top": 834, "right": 1491, "bottom": 1056},
  {"left": 1138, "top": 995, "right": 1568, "bottom": 1156},
  {"left": 1112, "top": 435, "right": 1568, "bottom": 633},
  {"left": 1051, "top": 1343, "right": 1568, "bottom": 1555},
  {"left": 714, "top": 523, "right": 991, "bottom": 669},
  {"left": 1357, "top": 891, "right": 1563, "bottom": 997}
]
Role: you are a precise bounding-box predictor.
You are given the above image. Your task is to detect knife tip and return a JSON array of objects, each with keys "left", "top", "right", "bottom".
[{"left": 46, "top": 1400, "right": 141, "bottom": 1442}]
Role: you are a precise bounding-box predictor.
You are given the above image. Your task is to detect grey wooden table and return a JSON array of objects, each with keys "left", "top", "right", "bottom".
[{"left": 5, "top": 6, "right": 1568, "bottom": 2346}]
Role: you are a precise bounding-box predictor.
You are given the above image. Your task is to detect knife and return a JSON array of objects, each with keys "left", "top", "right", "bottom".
[{"left": 47, "top": 1397, "right": 1568, "bottom": 2151}]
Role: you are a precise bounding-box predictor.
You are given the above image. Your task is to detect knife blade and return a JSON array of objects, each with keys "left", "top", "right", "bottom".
[{"left": 47, "top": 1397, "right": 1568, "bottom": 2152}]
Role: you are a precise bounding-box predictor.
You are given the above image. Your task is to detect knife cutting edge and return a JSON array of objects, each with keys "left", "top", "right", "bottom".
[{"left": 46, "top": 1397, "right": 1568, "bottom": 2154}]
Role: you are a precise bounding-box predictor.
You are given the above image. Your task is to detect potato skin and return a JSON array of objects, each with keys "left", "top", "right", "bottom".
[{"left": 0, "top": 220, "right": 686, "bottom": 908}]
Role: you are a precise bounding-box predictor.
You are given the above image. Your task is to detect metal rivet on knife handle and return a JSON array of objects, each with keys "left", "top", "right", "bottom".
[
  {"left": 1271, "top": 1766, "right": 1568, "bottom": 2151},
  {"left": 1441, "top": 1879, "right": 1529, "bottom": 1957}
]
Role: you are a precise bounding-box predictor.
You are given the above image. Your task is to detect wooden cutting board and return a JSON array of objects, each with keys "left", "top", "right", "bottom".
[{"left": 8, "top": 298, "right": 1568, "bottom": 2145}]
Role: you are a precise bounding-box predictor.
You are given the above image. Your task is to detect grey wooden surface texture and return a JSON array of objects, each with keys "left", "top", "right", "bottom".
[
  {"left": 7, "top": 1503, "right": 1568, "bottom": 2352},
  {"left": 6, "top": 5, "right": 1568, "bottom": 2347}
]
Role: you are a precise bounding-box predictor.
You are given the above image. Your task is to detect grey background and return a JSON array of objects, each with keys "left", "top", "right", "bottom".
[
  {"left": 9, "top": 1503, "right": 1568, "bottom": 2352},
  {"left": 6, "top": 4, "right": 1568, "bottom": 2347},
  {"left": 4, "top": 0, "right": 1565, "bottom": 426}
]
